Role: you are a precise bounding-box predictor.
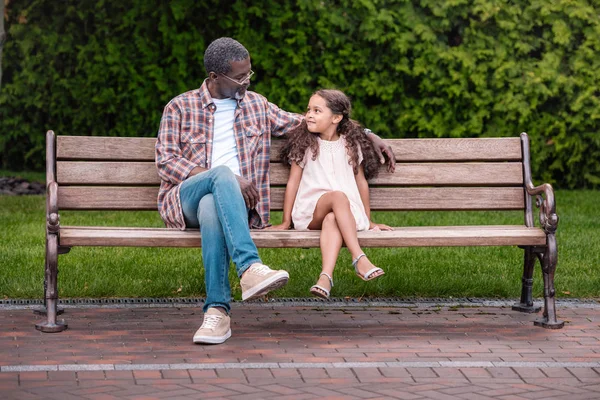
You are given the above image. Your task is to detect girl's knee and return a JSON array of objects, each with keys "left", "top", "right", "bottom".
[
  {"left": 330, "top": 191, "right": 350, "bottom": 205},
  {"left": 323, "top": 212, "right": 336, "bottom": 225}
]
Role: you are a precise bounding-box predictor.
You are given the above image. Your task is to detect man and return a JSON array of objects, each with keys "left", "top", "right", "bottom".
[{"left": 156, "top": 37, "right": 395, "bottom": 345}]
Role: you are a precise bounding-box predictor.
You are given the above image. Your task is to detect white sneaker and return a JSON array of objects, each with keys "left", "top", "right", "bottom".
[
  {"left": 193, "top": 308, "right": 231, "bottom": 344},
  {"left": 240, "top": 263, "right": 289, "bottom": 301}
]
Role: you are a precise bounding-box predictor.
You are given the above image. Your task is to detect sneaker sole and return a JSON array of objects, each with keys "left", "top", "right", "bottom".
[
  {"left": 193, "top": 328, "right": 232, "bottom": 345},
  {"left": 242, "top": 271, "right": 289, "bottom": 301}
]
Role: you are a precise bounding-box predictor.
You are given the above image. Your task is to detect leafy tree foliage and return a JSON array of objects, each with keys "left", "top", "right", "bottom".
[{"left": 1, "top": 0, "right": 599, "bottom": 188}]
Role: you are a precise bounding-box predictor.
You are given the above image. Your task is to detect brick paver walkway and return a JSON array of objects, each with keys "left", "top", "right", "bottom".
[{"left": 1, "top": 302, "right": 599, "bottom": 399}]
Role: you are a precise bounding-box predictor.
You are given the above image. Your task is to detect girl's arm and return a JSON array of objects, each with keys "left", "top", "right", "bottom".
[
  {"left": 270, "top": 161, "right": 303, "bottom": 230},
  {"left": 355, "top": 165, "right": 392, "bottom": 231}
]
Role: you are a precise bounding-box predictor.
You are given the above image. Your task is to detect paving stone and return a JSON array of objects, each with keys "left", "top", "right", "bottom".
[
  {"left": 18, "top": 371, "right": 48, "bottom": 381},
  {"left": 540, "top": 367, "right": 576, "bottom": 378},
  {"left": 407, "top": 368, "right": 438, "bottom": 378},
  {"left": 103, "top": 370, "right": 135, "bottom": 380},
  {"left": 567, "top": 368, "right": 600, "bottom": 379},
  {"left": 47, "top": 371, "right": 77, "bottom": 381},
  {"left": 487, "top": 367, "right": 521, "bottom": 379}
]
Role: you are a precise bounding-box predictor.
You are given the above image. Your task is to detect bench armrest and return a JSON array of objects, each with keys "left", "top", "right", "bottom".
[
  {"left": 46, "top": 181, "right": 60, "bottom": 234},
  {"left": 46, "top": 130, "right": 60, "bottom": 234},
  {"left": 520, "top": 132, "right": 558, "bottom": 236},
  {"left": 525, "top": 182, "right": 558, "bottom": 235}
]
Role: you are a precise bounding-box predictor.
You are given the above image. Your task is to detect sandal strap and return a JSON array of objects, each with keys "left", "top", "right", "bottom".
[
  {"left": 352, "top": 253, "right": 366, "bottom": 268},
  {"left": 319, "top": 272, "right": 334, "bottom": 287},
  {"left": 310, "top": 284, "right": 330, "bottom": 296},
  {"left": 363, "top": 267, "right": 383, "bottom": 280}
]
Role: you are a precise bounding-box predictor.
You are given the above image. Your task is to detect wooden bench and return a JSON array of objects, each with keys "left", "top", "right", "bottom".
[{"left": 37, "top": 130, "right": 563, "bottom": 332}]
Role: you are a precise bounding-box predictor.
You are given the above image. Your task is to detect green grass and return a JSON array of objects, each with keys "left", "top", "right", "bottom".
[
  {"left": 0, "top": 191, "right": 599, "bottom": 300},
  {"left": 0, "top": 169, "right": 45, "bottom": 183}
]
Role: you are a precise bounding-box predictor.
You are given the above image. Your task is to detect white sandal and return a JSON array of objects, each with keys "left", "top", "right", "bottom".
[
  {"left": 310, "top": 272, "right": 333, "bottom": 299},
  {"left": 352, "top": 253, "right": 385, "bottom": 281}
]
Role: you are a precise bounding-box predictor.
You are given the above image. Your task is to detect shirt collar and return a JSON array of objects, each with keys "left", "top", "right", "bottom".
[
  {"left": 198, "top": 79, "right": 245, "bottom": 109},
  {"left": 198, "top": 80, "right": 214, "bottom": 110}
]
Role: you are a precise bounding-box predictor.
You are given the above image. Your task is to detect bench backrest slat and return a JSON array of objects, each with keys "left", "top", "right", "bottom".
[
  {"left": 54, "top": 136, "right": 526, "bottom": 213},
  {"left": 56, "top": 161, "right": 524, "bottom": 186},
  {"left": 57, "top": 137, "right": 156, "bottom": 161},
  {"left": 57, "top": 136, "right": 522, "bottom": 162},
  {"left": 58, "top": 187, "right": 524, "bottom": 211}
]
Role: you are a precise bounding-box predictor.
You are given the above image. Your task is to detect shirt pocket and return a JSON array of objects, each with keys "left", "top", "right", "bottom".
[
  {"left": 180, "top": 128, "right": 207, "bottom": 167},
  {"left": 243, "top": 125, "right": 265, "bottom": 158}
]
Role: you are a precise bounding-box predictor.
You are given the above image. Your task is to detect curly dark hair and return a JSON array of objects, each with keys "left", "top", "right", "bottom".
[
  {"left": 204, "top": 37, "right": 249, "bottom": 75},
  {"left": 281, "top": 89, "right": 381, "bottom": 179}
]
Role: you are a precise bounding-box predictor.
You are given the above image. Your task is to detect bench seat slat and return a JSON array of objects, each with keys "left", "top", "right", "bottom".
[
  {"left": 59, "top": 225, "right": 546, "bottom": 248},
  {"left": 57, "top": 161, "right": 524, "bottom": 186},
  {"left": 58, "top": 187, "right": 524, "bottom": 210},
  {"left": 57, "top": 136, "right": 522, "bottom": 162}
]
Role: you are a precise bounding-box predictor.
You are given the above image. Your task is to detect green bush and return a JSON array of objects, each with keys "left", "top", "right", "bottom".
[{"left": 1, "top": 0, "right": 599, "bottom": 188}]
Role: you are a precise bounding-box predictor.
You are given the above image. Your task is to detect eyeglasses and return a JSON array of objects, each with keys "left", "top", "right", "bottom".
[{"left": 220, "top": 70, "right": 254, "bottom": 86}]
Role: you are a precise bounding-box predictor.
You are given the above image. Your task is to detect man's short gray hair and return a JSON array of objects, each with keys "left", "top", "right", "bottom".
[{"left": 204, "top": 37, "right": 249, "bottom": 75}]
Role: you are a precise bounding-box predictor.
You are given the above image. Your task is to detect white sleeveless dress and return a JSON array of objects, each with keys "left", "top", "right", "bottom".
[{"left": 291, "top": 136, "right": 370, "bottom": 231}]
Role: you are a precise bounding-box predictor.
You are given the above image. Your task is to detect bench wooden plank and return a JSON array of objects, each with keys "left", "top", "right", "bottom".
[
  {"left": 57, "top": 136, "right": 522, "bottom": 162},
  {"left": 274, "top": 187, "right": 525, "bottom": 210},
  {"left": 57, "top": 161, "right": 524, "bottom": 186},
  {"left": 272, "top": 138, "right": 522, "bottom": 162},
  {"left": 58, "top": 187, "right": 159, "bottom": 210},
  {"left": 58, "top": 186, "right": 524, "bottom": 210},
  {"left": 383, "top": 137, "right": 522, "bottom": 162},
  {"left": 57, "top": 136, "right": 156, "bottom": 161},
  {"left": 57, "top": 162, "right": 159, "bottom": 185},
  {"left": 59, "top": 225, "right": 546, "bottom": 248},
  {"left": 274, "top": 162, "right": 524, "bottom": 186}
]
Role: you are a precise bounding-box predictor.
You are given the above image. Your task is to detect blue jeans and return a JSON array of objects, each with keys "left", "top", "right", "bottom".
[{"left": 179, "top": 165, "right": 262, "bottom": 313}]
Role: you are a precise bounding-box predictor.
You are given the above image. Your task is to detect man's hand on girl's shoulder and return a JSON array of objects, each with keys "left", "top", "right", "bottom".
[{"left": 367, "top": 132, "right": 396, "bottom": 173}]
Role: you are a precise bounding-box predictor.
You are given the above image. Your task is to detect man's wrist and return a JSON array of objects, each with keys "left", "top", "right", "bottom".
[{"left": 363, "top": 128, "right": 372, "bottom": 136}]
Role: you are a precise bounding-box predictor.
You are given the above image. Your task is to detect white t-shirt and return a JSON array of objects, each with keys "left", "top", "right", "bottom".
[{"left": 211, "top": 98, "right": 240, "bottom": 175}]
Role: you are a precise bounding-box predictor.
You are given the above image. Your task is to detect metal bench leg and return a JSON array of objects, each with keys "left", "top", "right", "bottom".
[
  {"left": 35, "top": 234, "right": 67, "bottom": 332},
  {"left": 33, "top": 245, "right": 69, "bottom": 316},
  {"left": 512, "top": 246, "right": 541, "bottom": 313},
  {"left": 533, "top": 234, "right": 564, "bottom": 329},
  {"left": 33, "top": 259, "right": 65, "bottom": 317}
]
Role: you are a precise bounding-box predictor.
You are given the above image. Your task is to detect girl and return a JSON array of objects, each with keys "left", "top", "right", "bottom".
[{"left": 271, "top": 89, "right": 392, "bottom": 299}]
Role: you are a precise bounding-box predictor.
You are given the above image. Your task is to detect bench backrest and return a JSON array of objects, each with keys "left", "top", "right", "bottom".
[{"left": 50, "top": 134, "right": 527, "bottom": 213}]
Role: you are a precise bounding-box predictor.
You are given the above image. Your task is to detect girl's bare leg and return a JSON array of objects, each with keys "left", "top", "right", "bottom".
[
  {"left": 313, "top": 212, "right": 342, "bottom": 295},
  {"left": 308, "top": 191, "right": 381, "bottom": 278}
]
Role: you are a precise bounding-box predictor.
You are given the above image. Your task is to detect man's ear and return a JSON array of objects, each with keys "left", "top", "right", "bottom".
[{"left": 208, "top": 71, "right": 219, "bottom": 81}]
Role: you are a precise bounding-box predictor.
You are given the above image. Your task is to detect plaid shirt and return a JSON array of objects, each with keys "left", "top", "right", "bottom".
[{"left": 156, "top": 80, "right": 302, "bottom": 230}]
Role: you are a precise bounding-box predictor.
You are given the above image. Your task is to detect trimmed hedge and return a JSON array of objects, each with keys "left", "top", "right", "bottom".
[{"left": 1, "top": 0, "right": 599, "bottom": 188}]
